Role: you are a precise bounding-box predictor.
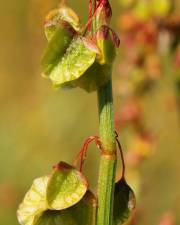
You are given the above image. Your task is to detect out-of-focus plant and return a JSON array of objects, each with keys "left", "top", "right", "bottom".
[
  {"left": 175, "top": 46, "right": 180, "bottom": 113},
  {"left": 114, "top": 0, "right": 180, "bottom": 224},
  {"left": 158, "top": 212, "right": 175, "bottom": 225},
  {"left": 115, "top": 0, "right": 180, "bottom": 162},
  {"left": 17, "top": 1, "right": 137, "bottom": 225},
  {"left": 115, "top": 0, "right": 180, "bottom": 105}
]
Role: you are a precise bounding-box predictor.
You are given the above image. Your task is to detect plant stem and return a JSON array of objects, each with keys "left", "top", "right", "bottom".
[{"left": 97, "top": 77, "right": 117, "bottom": 225}]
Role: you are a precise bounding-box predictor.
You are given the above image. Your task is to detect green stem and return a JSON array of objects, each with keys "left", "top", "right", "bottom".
[{"left": 97, "top": 77, "right": 117, "bottom": 225}]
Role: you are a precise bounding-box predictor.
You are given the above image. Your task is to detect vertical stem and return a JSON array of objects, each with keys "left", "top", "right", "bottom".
[{"left": 97, "top": 77, "right": 117, "bottom": 225}]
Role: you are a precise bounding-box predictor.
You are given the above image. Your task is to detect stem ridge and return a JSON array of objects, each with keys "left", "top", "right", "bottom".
[{"left": 97, "top": 79, "right": 117, "bottom": 225}]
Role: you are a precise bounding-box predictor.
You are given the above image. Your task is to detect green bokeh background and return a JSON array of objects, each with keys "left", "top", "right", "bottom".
[{"left": 0, "top": 0, "right": 180, "bottom": 224}]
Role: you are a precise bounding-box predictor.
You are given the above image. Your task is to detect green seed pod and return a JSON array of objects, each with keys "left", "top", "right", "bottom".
[
  {"left": 17, "top": 176, "right": 49, "bottom": 225},
  {"left": 59, "top": 28, "right": 120, "bottom": 92},
  {"left": 75, "top": 62, "right": 112, "bottom": 92},
  {"left": 42, "top": 21, "right": 76, "bottom": 76},
  {"left": 36, "top": 191, "right": 97, "bottom": 225},
  {"left": 46, "top": 162, "right": 88, "bottom": 210},
  {"left": 67, "top": 25, "right": 120, "bottom": 92},
  {"left": 42, "top": 3, "right": 81, "bottom": 77},
  {"left": 41, "top": 2, "right": 120, "bottom": 92},
  {"left": 17, "top": 162, "right": 89, "bottom": 225},
  {"left": 49, "top": 37, "right": 97, "bottom": 87},
  {"left": 44, "top": 5, "right": 80, "bottom": 41},
  {"left": 113, "top": 178, "right": 136, "bottom": 225}
]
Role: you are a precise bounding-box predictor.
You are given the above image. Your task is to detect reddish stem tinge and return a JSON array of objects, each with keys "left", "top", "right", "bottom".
[
  {"left": 84, "top": 0, "right": 106, "bottom": 34},
  {"left": 73, "top": 136, "right": 101, "bottom": 171},
  {"left": 115, "top": 131, "right": 126, "bottom": 178},
  {"left": 88, "top": 0, "right": 93, "bottom": 31},
  {"left": 74, "top": 132, "right": 125, "bottom": 178}
]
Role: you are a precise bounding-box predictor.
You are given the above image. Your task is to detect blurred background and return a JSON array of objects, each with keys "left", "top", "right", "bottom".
[{"left": 0, "top": 0, "right": 180, "bottom": 224}]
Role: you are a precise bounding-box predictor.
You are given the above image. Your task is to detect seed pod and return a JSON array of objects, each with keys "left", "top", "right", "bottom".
[
  {"left": 17, "top": 176, "right": 49, "bottom": 225},
  {"left": 42, "top": 21, "right": 76, "bottom": 76},
  {"left": 49, "top": 37, "right": 97, "bottom": 87},
  {"left": 42, "top": 3, "right": 80, "bottom": 77},
  {"left": 75, "top": 62, "right": 112, "bottom": 92},
  {"left": 36, "top": 191, "right": 97, "bottom": 225},
  {"left": 46, "top": 162, "right": 88, "bottom": 210},
  {"left": 113, "top": 178, "right": 136, "bottom": 225},
  {"left": 17, "top": 162, "right": 89, "bottom": 225},
  {"left": 41, "top": 2, "right": 120, "bottom": 92},
  {"left": 44, "top": 5, "right": 80, "bottom": 41}
]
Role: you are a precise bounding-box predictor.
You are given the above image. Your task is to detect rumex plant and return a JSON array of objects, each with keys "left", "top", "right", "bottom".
[{"left": 17, "top": 1, "right": 136, "bottom": 225}]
